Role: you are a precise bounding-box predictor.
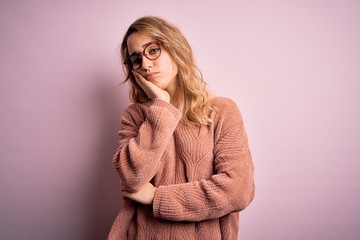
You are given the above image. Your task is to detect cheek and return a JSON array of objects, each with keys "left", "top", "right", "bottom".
[
  {"left": 159, "top": 53, "right": 172, "bottom": 66},
  {"left": 166, "top": 58, "right": 178, "bottom": 75},
  {"left": 157, "top": 52, "right": 178, "bottom": 76}
]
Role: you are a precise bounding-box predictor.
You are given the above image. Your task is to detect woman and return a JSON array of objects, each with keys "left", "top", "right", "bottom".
[{"left": 108, "top": 16, "right": 255, "bottom": 240}]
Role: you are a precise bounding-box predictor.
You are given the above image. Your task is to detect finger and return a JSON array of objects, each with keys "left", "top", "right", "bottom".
[
  {"left": 133, "top": 71, "right": 154, "bottom": 94},
  {"left": 133, "top": 70, "right": 150, "bottom": 86},
  {"left": 132, "top": 71, "right": 158, "bottom": 99},
  {"left": 121, "top": 191, "right": 130, "bottom": 198},
  {"left": 132, "top": 71, "right": 145, "bottom": 87},
  {"left": 132, "top": 71, "right": 170, "bottom": 102}
]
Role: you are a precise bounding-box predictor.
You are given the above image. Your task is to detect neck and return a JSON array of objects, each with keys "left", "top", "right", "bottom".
[{"left": 167, "top": 84, "right": 182, "bottom": 111}]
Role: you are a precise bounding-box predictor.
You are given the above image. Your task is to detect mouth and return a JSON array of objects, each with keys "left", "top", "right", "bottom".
[{"left": 144, "top": 72, "right": 159, "bottom": 81}]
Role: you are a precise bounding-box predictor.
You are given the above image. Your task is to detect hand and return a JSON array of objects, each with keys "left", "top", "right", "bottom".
[
  {"left": 133, "top": 71, "right": 170, "bottom": 103},
  {"left": 122, "top": 182, "right": 157, "bottom": 205}
]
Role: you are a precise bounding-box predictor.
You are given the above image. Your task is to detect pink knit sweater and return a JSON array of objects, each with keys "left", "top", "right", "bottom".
[{"left": 108, "top": 96, "right": 255, "bottom": 240}]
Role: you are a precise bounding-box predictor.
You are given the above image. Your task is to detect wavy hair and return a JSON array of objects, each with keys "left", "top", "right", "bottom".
[{"left": 120, "top": 16, "right": 212, "bottom": 125}]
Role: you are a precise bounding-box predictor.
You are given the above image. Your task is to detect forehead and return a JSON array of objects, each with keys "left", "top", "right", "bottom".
[{"left": 127, "top": 32, "right": 155, "bottom": 54}]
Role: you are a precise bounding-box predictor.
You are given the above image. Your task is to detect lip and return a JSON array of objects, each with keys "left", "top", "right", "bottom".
[{"left": 144, "top": 72, "right": 159, "bottom": 81}]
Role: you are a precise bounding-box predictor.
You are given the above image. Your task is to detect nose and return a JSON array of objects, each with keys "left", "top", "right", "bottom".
[{"left": 140, "top": 54, "right": 153, "bottom": 71}]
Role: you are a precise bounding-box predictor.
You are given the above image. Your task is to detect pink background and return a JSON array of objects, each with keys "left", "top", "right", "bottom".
[{"left": 1, "top": 1, "right": 359, "bottom": 239}]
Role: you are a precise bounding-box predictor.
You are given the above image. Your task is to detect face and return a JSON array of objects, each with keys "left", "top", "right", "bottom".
[{"left": 126, "top": 32, "right": 178, "bottom": 93}]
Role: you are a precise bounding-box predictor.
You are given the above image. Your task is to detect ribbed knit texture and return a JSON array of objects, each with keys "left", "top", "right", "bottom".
[{"left": 108, "top": 97, "right": 255, "bottom": 240}]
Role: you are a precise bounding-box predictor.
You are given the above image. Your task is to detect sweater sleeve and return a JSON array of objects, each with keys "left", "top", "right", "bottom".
[
  {"left": 153, "top": 99, "right": 255, "bottom": 221},
  {"left": 112, "top": 99, "right": 182, "bottom": 192}
]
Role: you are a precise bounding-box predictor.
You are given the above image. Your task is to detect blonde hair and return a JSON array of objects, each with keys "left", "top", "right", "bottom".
[{"left": 120, "top": 16, "right": 212, "bottom": 125}]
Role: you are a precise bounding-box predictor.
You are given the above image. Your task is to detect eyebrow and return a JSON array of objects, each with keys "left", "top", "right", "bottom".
[{"left": 128, "top": 41, "right": 156, "bottom": 57}]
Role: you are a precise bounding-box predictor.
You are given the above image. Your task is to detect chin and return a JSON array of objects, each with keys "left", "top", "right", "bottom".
[{"left": 151, "top": 80, "right": 163, "bottom": 88}]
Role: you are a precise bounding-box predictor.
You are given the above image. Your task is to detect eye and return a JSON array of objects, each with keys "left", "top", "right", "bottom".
[
  {"left": 132, "top": 57, "right": 142, "bottom": 65},
  {"left": 130, "top": 54, "right": 142, "bottom": 66},
  {"left": 147, "top": 46, "right": 160, "bottom": 56}
]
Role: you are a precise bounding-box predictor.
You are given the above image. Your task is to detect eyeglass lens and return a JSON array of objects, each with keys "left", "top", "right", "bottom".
[{"left": 129, "top": 42, "right": 161, "bottom": 70}]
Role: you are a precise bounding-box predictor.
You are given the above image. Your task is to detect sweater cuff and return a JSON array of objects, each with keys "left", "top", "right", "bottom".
[
  {"left": 151, "top": 99, "right": 182, "bottom": 117},
  {"left": 148, "top": 99, "right": 182, "bottom": 130},
  {"left": 153, "top": 185, "right": 187, "bottom": 220}
]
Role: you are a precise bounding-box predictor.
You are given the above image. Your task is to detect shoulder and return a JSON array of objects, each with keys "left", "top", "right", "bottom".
[
  {"left": 207, "top": 96, "right": 241, "bottom": 117},
  {"left": 207, "top": 96, "right": 239, "bottom": 109},
  {"left": 207, "top": 96, "right": 244, "bottom": 126}
]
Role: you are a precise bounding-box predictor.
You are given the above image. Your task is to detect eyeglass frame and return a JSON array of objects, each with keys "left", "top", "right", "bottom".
[{"left": 124, "top": 41, "right": 162, "bottom": 70}]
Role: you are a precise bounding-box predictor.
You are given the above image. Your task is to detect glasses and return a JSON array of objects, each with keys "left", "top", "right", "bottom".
[{"left": 124, "top": 41, "right": 162, "bottom": 70}]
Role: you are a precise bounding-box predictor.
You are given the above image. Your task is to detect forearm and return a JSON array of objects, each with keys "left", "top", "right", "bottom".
[
  {"left": 113, "top": 99, "right": 182, "bottom": 192},
  {"left": 153, "top": 156, "right": 254, "bottom": 222}
]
